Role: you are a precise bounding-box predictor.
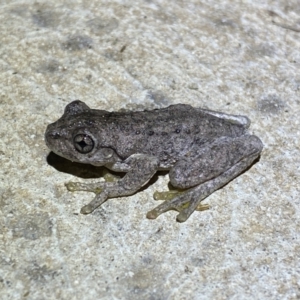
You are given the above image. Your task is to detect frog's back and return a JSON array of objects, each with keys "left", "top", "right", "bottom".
[{"left": 91, "top": 104, "right": 246, "bottom": 167}]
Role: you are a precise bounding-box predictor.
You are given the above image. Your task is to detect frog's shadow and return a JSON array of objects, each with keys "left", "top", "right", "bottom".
[
  {"left": 47, "top": 152, "right": 262, "bottom": 193},
  {"left": 46, "top": 151, "right": 165, "bottom": 191}
]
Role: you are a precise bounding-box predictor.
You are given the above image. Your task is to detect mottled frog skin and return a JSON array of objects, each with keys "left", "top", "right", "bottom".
[{"left": 45, "top": 100, "right": 263, "bottom": 222}]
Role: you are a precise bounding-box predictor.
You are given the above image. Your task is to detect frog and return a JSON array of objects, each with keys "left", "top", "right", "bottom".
[{"left": 45, "top": 100, "right": 263, "bottom": 222}]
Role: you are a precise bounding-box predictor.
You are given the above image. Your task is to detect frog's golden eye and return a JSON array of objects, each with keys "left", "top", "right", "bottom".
[{"left": 74, "top": 134, "right": 94, "bottom": 153}]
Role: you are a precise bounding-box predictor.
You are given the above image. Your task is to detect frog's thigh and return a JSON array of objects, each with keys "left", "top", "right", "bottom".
[{"left": 169, "top": 135, "right": 263, "bottom": 189}]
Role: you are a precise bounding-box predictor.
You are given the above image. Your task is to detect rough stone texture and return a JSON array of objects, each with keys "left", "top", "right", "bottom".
[{"left": 0, "top": 1, "right": 299, "bottom": 299}]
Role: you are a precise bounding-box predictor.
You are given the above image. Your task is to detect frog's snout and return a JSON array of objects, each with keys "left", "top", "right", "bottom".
[{"left": 45, "top": 124, "right": 63, "bottom": 150}]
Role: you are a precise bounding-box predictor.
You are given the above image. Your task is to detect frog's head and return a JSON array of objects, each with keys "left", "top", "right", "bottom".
[{"left": 45, "top": 100, "right": 120, "bottom": 166}]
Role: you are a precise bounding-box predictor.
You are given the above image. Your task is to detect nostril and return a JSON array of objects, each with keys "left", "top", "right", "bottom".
[{"left": 48, "top": 131, "right": 60, "bottom": 139}]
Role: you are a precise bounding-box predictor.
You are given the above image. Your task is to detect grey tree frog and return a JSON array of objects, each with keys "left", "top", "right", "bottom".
[{"left": 45, "top": 100, "right": 263, "bottom": 222}]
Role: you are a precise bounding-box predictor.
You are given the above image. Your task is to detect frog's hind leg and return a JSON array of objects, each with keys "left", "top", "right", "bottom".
[
  {"left": 147, "top": 154, "right": 255, "bottom": 222},
  {"left": 147, "top": 135, "right": 263, "bottom": 222}
]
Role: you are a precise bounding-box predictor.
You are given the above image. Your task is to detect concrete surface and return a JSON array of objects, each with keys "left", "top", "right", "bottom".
[{"left": 1, "top": 0, "right": 300, "bottom": 299}]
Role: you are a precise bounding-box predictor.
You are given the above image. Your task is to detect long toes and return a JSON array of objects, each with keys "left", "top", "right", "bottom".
[
  {"left": 65, "top": 182, "right": 82, "bottom": 192},
  {"left": 80, "top": 190, "right": 109, "bottom": 214},
  {"left": 147, "top": 193, "right": 193, "bottom": 220},
  {"left": 65, "top": 181, "right": 106, "bottom": 193},
  {"left": 176, "top": 196, "right": 203, "bottom": 222},
  {"left": 80, "top": 204, "right": 94, "bottom": 214},
  {"left": 153, "top": 190, "right": 185, "bottom": 201},
  {"left": 146, "top": 201, "right": 180, "bottom": 219},
  {"left": 148, "top": 190, "right": 209, "bottom": 222},
  {"left": 103, "top": 173, "right": 120, "bottom": 183},
  {"left": 176, "top": 211, "right": 189, "bottom": 223},
  {"left": 146, "top": 209, "right": 160, "bottom": 219},
  {"left": 196, "top": 203, "right": 210, "bottom": 211}
]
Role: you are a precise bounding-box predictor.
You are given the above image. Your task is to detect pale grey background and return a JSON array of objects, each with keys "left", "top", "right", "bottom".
[{"left": 1, "top": 1, "right": 299, "bottom": 299}]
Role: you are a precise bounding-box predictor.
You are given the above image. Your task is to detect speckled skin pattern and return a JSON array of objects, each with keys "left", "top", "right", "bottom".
[{"left": 45, "top": 100, "right": 263, "bottom": 222}]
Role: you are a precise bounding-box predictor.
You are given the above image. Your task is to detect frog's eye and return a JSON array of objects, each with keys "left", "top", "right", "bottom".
[{"left": 74, "top": 134, "right": 94, "bottom": 154}]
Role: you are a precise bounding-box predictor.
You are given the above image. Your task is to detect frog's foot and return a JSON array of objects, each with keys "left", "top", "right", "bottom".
[
  {"left": 65, "top": 181, "right": 109, "bottom": 214},
  {"left": 66, "top": 154, "right": 160, "bottom": 215},
  {"left": 66, "top": 178, "right": 116, "bottom": 214},
  {"left": 147, "top": 148, "right": 263, "bottom": 222},
  {"left": 153, "top": 191, "right": 209, "bottom": 211},
  {"left": 65, "top": 181, "right": 106, "bottom": 194},
  {"left": 103, "top": 172, "right": 121, "bottom": 183},
  {"left": 80, "top": 189, "right": 109, "bottom": 214},
  {"left": 65, "top": 172, "right": 119, "bottom": 193},
  {"left": 147, "top": 189, "right": 209, "bottom": 223}
]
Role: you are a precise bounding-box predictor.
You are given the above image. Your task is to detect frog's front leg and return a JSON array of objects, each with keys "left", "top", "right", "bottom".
[
  {"left": 147, "top": 135, "right": 263, "bottom": 222},
  {"left": 66, "top": 154, "right": 159, "bottom": 214}
]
